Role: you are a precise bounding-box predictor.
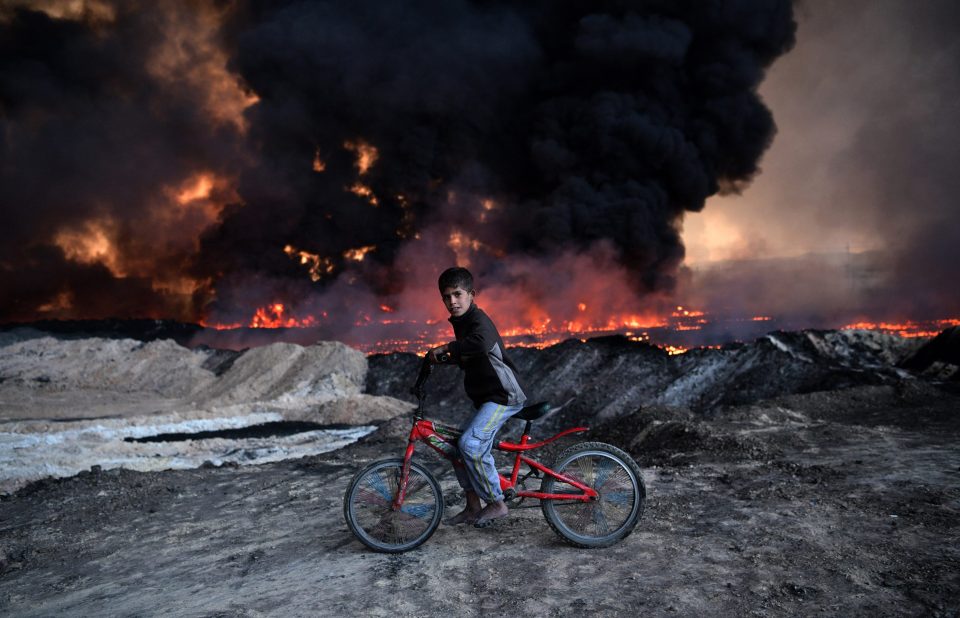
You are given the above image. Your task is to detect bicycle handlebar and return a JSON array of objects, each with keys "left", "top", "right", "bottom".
[
  {"left": 411, "top": 355, "right": 433, "bottom": 401},
  {"left": 410, "top": 352, "right": 451, "bottom": 418}
]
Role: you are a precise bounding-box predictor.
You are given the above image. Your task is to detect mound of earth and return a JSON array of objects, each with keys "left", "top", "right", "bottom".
[
  {"left": 0, "top": 337, "right": 369, "bottom": 420},
  {"left": 0, "top": 336, "right": 410, "bottom": 492},
  {"left": 900, "top": 325, "right": 960, "bottom": 380},
  {"left": 366, "top": 329, "right": 928, "bottom": 430}
]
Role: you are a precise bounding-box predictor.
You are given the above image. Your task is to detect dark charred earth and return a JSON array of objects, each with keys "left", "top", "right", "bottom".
[{"left": 1, "top": 328, "right": 959, "bottom": 616}]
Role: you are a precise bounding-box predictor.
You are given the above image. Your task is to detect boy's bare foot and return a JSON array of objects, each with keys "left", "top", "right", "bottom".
[
  {"left": 443, "top": 508, "right": 480, "bottom": 526},
  {"left": 473, "top": 501, "right": 509, "bottom": 528}
]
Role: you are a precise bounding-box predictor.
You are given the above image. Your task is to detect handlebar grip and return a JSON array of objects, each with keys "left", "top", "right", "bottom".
[{"left": 412, "top": 355, "right": 432, "bottom": 397}]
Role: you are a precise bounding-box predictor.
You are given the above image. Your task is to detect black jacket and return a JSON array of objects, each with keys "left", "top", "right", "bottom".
[{"left": 446, "top": 304, "right": 527, "bottom": 409}]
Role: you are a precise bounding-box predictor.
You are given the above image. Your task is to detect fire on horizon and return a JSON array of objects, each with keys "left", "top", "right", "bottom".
[
  {"left": 1, "top": 1, "right": 958, "bottom": 352},
  {"left": 199, "top": 297, "right": 960, "bottom": 355}
]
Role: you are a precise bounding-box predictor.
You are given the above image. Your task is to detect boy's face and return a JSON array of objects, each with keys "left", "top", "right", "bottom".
[{"left": 440, "top": 285, "right": 474, "bottom": 318}]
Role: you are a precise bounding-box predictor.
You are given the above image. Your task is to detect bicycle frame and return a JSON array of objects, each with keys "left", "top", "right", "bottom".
[{"left": 391, "top": 417, "right": 598, "bottom": 510}]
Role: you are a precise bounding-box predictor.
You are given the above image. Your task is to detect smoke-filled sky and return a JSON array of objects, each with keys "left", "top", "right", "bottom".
[
  {"left": 0, "top": 0, "right": 956, "bottom": 340},
  {"left": 682, "top": 0, "right": 960, "bottom": 318}
]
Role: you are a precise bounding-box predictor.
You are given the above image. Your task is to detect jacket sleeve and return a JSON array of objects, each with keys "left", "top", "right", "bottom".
[{"left": 447, "top": 321, "right": 493, "bottom": 364}]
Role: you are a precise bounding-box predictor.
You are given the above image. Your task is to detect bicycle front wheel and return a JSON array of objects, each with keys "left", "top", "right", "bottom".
[
  {"left": 343, "top": 458, "right": 443, "bottom": 553},
  {"left": 540, "top": 442, "right": 645, "bottom": 548}
]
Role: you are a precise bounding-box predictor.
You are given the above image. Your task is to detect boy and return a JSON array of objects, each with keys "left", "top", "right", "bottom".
[{"left": 429, "top": 267, "right": 527, "bottom": 527}]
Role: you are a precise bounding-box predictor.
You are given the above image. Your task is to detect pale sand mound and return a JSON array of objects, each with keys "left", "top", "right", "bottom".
[
  {"left": 194, "top": 341, "right": 366, "bottom": 409},
  {"left": 0, "top": 337, "right": 215, "bottom": 401},
  {"left": 0, "top": 337, "right": 389, "bottom": 424},
  {"left": 0, "top": 337, "right": 412, "bottom": 492}
]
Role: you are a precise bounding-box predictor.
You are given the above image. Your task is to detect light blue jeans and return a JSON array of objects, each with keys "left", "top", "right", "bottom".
[{"left": 454, "top": 401, "right": 525, "bottom": 503}]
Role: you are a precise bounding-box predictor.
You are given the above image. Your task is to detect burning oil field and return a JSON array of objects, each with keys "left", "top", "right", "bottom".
[
  {"left": 2, "top": 1, "right": 960, "bottom": 616},
  {"left": 1, "top": 0, "right": 957, "bottom": 345}
]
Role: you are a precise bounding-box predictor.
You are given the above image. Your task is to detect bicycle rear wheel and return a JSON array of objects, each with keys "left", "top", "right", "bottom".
[
  {"left": 343, "top": 458, "right": 443, "bottom": 553},
  {"left": 540, "top": 442, "right": 645, "bottom": 548}
]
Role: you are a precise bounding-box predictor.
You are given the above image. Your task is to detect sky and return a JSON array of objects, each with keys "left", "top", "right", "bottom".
[{"left": 683, "top": 0, "right": 960, "bottom": 270}]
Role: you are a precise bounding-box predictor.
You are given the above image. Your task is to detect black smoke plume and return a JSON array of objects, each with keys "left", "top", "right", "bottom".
[
  {"left": 1, "top": 1, "right": 796, "bottom": 327},
  {"left": 0, "top": 2, "right": 248, "bottom": 321}
]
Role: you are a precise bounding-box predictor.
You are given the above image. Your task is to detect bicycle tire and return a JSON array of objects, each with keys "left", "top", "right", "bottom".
[
  {"left": 540, "top": 442, "right": 645, "bottom": 548},
  {"left": 343, "top": 458, "right": 444, "bottom": 553}
]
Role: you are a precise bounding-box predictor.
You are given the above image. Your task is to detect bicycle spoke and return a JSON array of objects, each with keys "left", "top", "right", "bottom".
[
  {"left": 405, "top": 475, "right": 428, "bottom": 497},
  {"left": 591, "top": 504, "right": 610, "bottom": 536},
  {"left": 603, "top": 490, "right": 633, "bottom": 507},
  {"left": 574, "top": 504, "right": 594, "bottom": 532},
  {"left": 366, "top": 470, "right": 393, "bottom": 502},
  {"left": 356, "top": 487, "right": 390, "bottom": 507},
  {"left": 400, "top": 502, "right": 435, "bottom": 519},
  {"left": 576, "top": 456, "right": 595, "bottom": 486},
  {"left": 369, "top": 515, "right": 393, "bottom": 541},
  {"left": 394, "top": 513, "right": 407, "bottom": 545},
  {"left": 594, "top": 457, "right": 614, "bottom": 490}
]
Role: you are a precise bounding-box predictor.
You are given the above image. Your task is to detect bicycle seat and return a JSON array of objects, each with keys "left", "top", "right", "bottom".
[{"left": 514, "top": 402, "right": 551, "bottom": 421}]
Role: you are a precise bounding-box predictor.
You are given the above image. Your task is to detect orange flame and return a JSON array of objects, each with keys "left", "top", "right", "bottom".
[
  {"left": 478, "top": 198, "right": 497, "bottom": 223},
  {"left": 250, "top": 303, "right": 317, "bottom": 329},
  {"left": 348, "top": 182, "right": 379, "bottom": 206},
  {"left": 343, "top": 139, "right": 379, "bottom": 175},
  {"left": 312, "top": 148, "right": 326, "bottom": 172},
  {"left": 37, "top": 291, "right": 74, "bottom": 314},
  {"left": 343, "top": 245, "right": 376, "bottom": 261},
  {"left": 53, "top": 220, "right": 124, "bottom": 277},
  {"left": 144, "top": 2, "right": 258, "bottom": 133},
  {"left": 284, "top": 244, "right": 334, "bottom": 282},
  {"left": 448, "top": 230, "right": 485, "bottom": 266},
  {"left": 841, "top": 318, "right": 960, "bottom": 338},
  {"left": 25, "top": 0, "right": 116, "bottom": 23},
  {"left": 175, "top": 173, "right": 215, "bottom": 204}
]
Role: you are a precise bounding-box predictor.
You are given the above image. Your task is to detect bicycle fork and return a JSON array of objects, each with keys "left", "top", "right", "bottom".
[{"left": 391, "top": 436, "right": 418, "bottom": 510}]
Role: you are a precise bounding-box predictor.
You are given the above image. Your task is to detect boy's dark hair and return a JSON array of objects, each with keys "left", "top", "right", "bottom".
[{"left": 438, "top": 267, "right": 474, "bottom": 292}]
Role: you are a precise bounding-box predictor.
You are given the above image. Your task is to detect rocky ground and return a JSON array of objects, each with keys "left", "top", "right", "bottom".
[
  {"left": 1, "top": 380, "right": 958, "bottom": 616},
  {"left": 0, "top": 326, "right": 958, "bottom": 615}
]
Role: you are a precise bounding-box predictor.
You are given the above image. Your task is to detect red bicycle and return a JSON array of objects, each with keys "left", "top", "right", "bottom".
[{"left": 343, "top": 356, "right": 645, "bottom": 552}]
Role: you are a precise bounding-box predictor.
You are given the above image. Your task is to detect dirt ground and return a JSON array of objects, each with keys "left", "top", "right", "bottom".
[{"left": 1, "top": 383, "right": 958, "bottom": 617}]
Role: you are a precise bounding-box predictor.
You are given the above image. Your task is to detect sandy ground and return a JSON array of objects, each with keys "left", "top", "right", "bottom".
[{"left": 1, "top": 383, "right": 958, "bottom": 616}]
